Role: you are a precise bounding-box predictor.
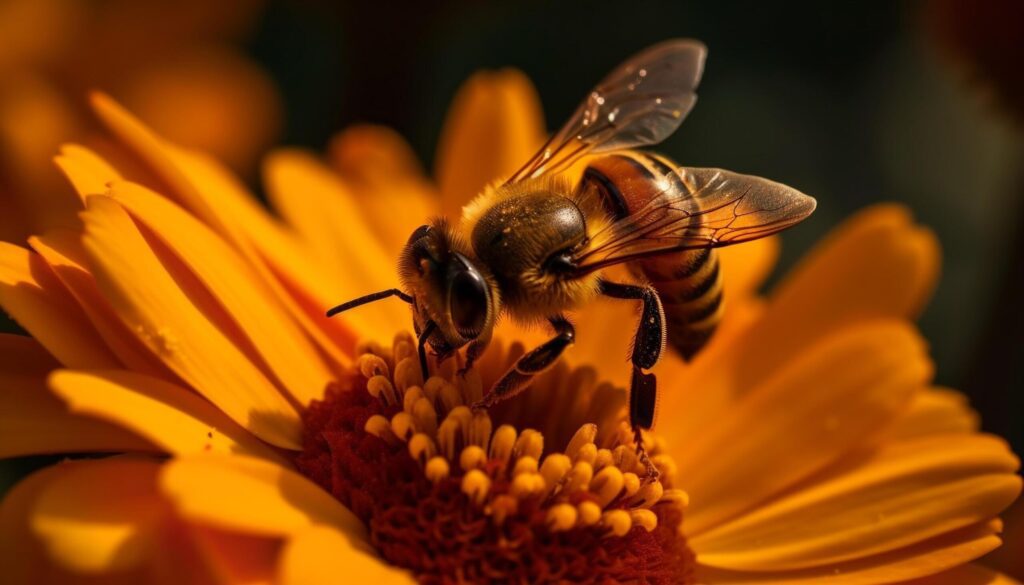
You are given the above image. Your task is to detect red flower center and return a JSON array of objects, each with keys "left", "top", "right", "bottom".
[{"left": 294, "top": 336, "right": 696, "bottom": 584}]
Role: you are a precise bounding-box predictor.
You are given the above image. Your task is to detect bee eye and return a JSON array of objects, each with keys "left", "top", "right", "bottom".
[
  {"left": 407, "top": 224, "right": 432, "bottom": 244},
  {"left": 448, "top": 267, "right": 488, "bottom": 338}
]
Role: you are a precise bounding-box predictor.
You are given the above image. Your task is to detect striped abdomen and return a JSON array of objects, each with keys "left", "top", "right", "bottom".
[{"left": 579, "top": 151, "right": 723, "bottom": 360}]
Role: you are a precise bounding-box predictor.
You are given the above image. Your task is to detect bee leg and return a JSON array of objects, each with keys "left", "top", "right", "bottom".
[
  {"left": 471, "top": 316, "right": 574, "bottom": 410},
  {"left": 457, "top": 336, "right": 491, "bottom": 378},
  {"left": 599, "top": 280, "right": 665, "bottom": 480},
  {"left": 417, "top": 321, "right": 437, "bottom": 380}
]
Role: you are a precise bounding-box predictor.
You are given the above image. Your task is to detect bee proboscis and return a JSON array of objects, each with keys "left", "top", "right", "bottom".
[{"left": 328, "top": 39, "right": 816, "bottom": 476}]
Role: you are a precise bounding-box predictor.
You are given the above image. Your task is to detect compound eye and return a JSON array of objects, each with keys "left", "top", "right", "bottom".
[
  {"left": 448, "top": 267, "right": 488, "bottom": 339},
  {"left": 407, "top": 224, "right": 432, "bottom": 245}
]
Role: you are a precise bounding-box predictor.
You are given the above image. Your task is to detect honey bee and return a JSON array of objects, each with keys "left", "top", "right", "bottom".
[{"left": 328, "top": 39, "right": 815, "bottom": 474}]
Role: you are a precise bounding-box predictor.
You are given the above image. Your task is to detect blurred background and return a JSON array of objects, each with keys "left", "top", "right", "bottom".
[{"left": 1, "top": 0, "right": 1022, "bottom": 577}]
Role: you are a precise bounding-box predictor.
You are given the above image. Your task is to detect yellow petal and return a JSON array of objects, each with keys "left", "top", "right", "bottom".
[
  {"left": 329, "top": 124, "right": 427, "bottom": 185},
  {"left": 675, "top": 321, "right": 932, "bottom": 535},
  {"left": 0, "top": 241, "right": 121, "bottom": 368},
  {"left": 165, "top": 147, "right": 359, "bottom": 367},
  {"left": 0, "top": 463, "right": 74, "bottom": 584},
  {"left": 89, "top": 93, "right": 357, "bottom": 367},
  {"left": 49, "top": 369, "right": 285, "bottom": 464},
  {"left": 80, "top": 195, "right": 302, "bottom": 449},
  {"left": 107, "top": 180, "right": 333, "bottom": 405},
  {"left": 719, "top": 235, "right": 780, "bottom": 301},
  {"left": 732, "top": 204, "right": 939, "bottom": 393},
  {"left": 0, "top": 334, "right": 153, "bottom": 458},
  {"left": 435, "top": 69, "right": 545, "bottom": 217},
  {"left": 665, "top": 206, "right": 940, "bottom": 446},
  {"left": 159, "top": 454, "right": 366, "bottom": 541},
  {"left": 53, "top": 142, "right": 123, "bottom": 203},
  {"left": 187, "top": 524, "right": 280, "bottom": 585},
  {"left": 692, "top": 434, "right": 1021, "bottom": 570},
  {"left": 262, "top": 149, "right": 407, "bottom": 340},
  {"left": 695, "top": 520, "right": 1004, "bottom": 585},
  {"left": 328, "top": 124, "right": 440, "bottom": 257},
  {"left": 278, "top": 525, "right": 417, "bottom": 585},
  {"left": 117, "top": 46, "right": 282, "bottom": 174},
  {"left": 0, "top": 331, "right": 57, "bottom": 373},
  {"left": 30, "top": 229, "right": 178, "bottom": 380},
  {"left": 903, "top": 563, "right": 1022, "bottom": 585},
  {"left": 30, "top": 457, "right": 168, "bottom": 574},
  {"left": 878, "top": 387, "right": 980, "bottom": 442}
]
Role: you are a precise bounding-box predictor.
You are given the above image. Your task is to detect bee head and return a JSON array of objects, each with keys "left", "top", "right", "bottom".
[{"left": 399, "top": 221, "right": 496, "bottom": 356}]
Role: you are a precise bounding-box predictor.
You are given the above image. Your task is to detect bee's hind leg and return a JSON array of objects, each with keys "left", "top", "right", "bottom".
[
  {"left": 599, "top": 280, "right": 666, "bottom": 480},
  {"left": 470, "top": 316, "right": 574, "bottom": 410}
]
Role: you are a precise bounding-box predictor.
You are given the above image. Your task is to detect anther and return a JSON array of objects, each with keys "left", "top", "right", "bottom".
[
  {"left": 594, "top": 448, "right": 614, "bottom": 471},
  {"left": 662, "top": 488, "right": 690, "bottom": 510},
  {"left": 437, "top": 417, "right": 461, "bottom": 460},
  {"left": 539, "top": 454, "right": 572, "bottom": 495},
  {"left": 566, "top": 424, "right": 598, "bottom": 459},
  {"left": 510, "top": 472, "right": 546, "bottom": 499},
  {"left": 408, "top": 433, "right": 437, "bottom": 465},
  {"left": 468, "top": 411, "right": 492, "bottom": 450},
  {"left": 592, "top": 466, "right": 625, "bottom": 508},
  {"left": 439, "top": 381, "right": 464, "bottom": 411},
  {"left": 459, "top": 445, "right": 487, "bottom": 471},
  {"left": 403, "top": 386, "right": 425, "bottom": 412},
  {"left": 629, "top": 509, "right": 658, "bottom": 532},
  {"left": 563, "top": 461, "right": 594, "bottom": 494},
  {"left": 490, "top": 494, "right": 518, "bottom": 525},
  {"left": 490, "top": 425, "right": 517, "bottom": 465},
  {"left": 621, "top": 472, "right": 641, "bottom": 500},
  {"left": 391, "top": 412, "right": 415, "bottom": 441},
  {"left": 393, "top": 331, "right": 415, "bottom": 363},
  {"left": 423, "top": 377, "right": 447, "bottom": 403},
  {"left": 462, "top": 469, "right": 491, "bottom": 505},
  {"left": 513, "top": 429, "right": 544, "bottom": 461},
  {"left": 412, "top": 397, "right": 438, "bottom": 436},
  {"left": 601, "top": 509, "right": 633, "bottom": 537},
  {"left": 367, "top": 375, "right": 398, "bottom": 406},
  {"left": 364, "top": 414, "right": 399, "bottom": 444},
  {"left": 631, "top": 479, "right": 664, "bottom": 508},
  {"left": 577, "top": 501, "right": 602, "bottom": 526},
  {"left": 546, "top": 503, "right": 578, "bottom": 532},
  {"left": 393, "top": 357, "right": 423, "bottom": 392},
  {"left": 513, "top": 456, "right": 539, "bottom": 477},
  {"left": 425, "top": 456, "right": 450, "bottom": 483},
  {"left": 358, "top": 354, "right": 390, "bottom": 379},
  {"left": 575, "top": 443, "right": 598, "bottom": 465},
  {"left": 613, "top": 445, "right": 639, "bottom": 472}
]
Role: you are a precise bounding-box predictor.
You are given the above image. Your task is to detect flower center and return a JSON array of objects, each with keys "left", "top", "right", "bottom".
[{"left": 294, "top": 333, "right": 696, "bottom": 584}]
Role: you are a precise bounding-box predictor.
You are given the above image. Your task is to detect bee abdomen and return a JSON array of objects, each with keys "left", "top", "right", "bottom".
[{"left": 637, "top": 248, "right": 723, "bottom": 360}]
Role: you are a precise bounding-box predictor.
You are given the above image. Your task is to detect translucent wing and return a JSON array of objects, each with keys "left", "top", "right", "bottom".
[
  {"left": 573, "top": 167, "right": 816, "bottom": 273},
  {"left": 506, "top": 39, "right": 706, "bottom": 183}
]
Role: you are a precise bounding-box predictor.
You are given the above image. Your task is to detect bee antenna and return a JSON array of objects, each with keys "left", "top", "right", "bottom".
[{"left": 326, "top": 288, "right": 413, "bottom": 317}]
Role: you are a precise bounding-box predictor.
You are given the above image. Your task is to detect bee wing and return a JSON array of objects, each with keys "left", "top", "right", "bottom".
[
  {"left": 573, "top": 167, "right": 816, "bottom": 273},
  {"left": 506, "top": 39, "right": 706, "bottom": 184}
]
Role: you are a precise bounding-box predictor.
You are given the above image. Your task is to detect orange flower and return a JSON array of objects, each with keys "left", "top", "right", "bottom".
[
  {"left": 0, "top": 0, "right": 280, "bottom": 242},
  {"left": 0, "top": 67, "right": 1019, "bottom": 584}
]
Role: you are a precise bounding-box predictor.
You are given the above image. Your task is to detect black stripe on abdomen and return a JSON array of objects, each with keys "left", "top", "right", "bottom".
[{"left": 582, "top": 166, "right": 628, "bottom": 220}]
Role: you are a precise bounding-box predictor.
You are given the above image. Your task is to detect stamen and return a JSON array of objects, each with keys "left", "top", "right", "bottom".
[
  {"left": 462, "top": 469, "right": 491, "bottom": 505},
  {"left": 459, "top": 445, "right": 487, "bottom": 471},
  {"left": 294, "top": 337, "right": 697, "bottom": 584}
]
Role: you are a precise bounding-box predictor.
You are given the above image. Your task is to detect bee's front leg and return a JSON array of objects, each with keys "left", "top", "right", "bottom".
[
  {"left": 599, "top": 280, "right": 666, "bottom": 480},
  {"left": 471, "top": 316, "right": 574, "bottom": 410},
  {"left": 457, "top": 334, "right": 491, "bottom": 378}
]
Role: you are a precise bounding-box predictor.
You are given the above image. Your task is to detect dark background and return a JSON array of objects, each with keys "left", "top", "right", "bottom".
[
  {"left": 260, "top": 0, "right": 1024, "bottom": 458},
  {"left": 2, "top": 0, "right": 1022, "bottom": 574}
]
